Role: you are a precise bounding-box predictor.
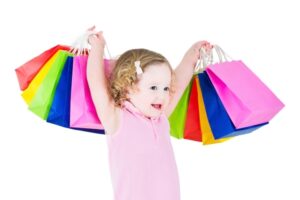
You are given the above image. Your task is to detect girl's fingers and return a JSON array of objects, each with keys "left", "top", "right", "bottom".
[
  {"left": 88, "top": 33, "right": 106, "bottom": 47},
  {"left": 88, "top": 34, "right": 97, "bottom": 44},
  {"left": 198, "top": 41, "right": 213, "bottom": 51},
  {"left": 87, "top": 25, "right": 96, "bottom": 31},
  {"left": 95, "top": 31, "right": 103, "bottom": 38},
  {"left": 195, "top": 41, "right": 208, "bottom": 49}
]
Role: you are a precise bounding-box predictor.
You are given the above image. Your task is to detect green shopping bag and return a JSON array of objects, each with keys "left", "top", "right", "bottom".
[
  {"left": 28, "top": 50, "right": 70, "bottom": 119},
  {"left": 168, "top": 80, "right": 192, "bottom": 139}
]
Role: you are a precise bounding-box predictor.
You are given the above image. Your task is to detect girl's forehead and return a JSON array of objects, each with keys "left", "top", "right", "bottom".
[{"left": 140, "top": 63, "right": 172, "bottom": 84}]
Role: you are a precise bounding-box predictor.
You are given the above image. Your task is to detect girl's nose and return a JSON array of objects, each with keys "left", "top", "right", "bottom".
[{"left": 156, "top": 89, "right": 168, "bottom": 99}]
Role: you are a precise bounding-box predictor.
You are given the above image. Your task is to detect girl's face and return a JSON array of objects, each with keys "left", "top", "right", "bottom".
[{"left": 127, "top": 63, "right": 172, "bottom": 118}]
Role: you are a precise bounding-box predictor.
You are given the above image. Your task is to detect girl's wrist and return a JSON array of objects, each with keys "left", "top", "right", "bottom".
[
  {"left": 90, "top": 46, "right": 105, "bottom": 57},
  {"left": 91, "top": 44, "right": 105, "bottom": 52},
  {"left": 177, "top": 59, "right": 193, "bottom": 71},
  {"left": 181, "top": 53, "right": 198, "bottom": 67}
]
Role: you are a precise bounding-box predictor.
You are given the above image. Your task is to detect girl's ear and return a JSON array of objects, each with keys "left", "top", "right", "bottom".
[
  {"left": 127, "top": 85, "right": 139, "bottom": 96},
  {"left": 127, "top": 87, "right": 135, "bottom": 96}
]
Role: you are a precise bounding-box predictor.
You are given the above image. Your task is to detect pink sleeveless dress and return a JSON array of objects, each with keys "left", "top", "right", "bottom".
[{"left": 106, "top": 101, "right": 181, "bottom": 200}]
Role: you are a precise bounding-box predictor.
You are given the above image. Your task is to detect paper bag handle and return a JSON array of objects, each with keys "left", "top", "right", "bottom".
[
  {"left": 194, "top": 44, "right": 233, "bottom": 73},
  {"left": 70, "top": 30, "right": 112, "bottom": 58}
]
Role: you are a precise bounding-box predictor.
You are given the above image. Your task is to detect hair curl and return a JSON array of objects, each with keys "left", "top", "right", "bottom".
[{"left": 108, "top": 48, "right": 176, "bottom": 107}]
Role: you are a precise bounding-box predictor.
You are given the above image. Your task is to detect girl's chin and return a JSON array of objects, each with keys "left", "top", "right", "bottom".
[{"left": 147, "top": 111, "right": 162, "bottom": 118}]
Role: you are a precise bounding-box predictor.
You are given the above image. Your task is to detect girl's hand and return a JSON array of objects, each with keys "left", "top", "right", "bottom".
[
  {"left": 181, "top": 40, "right": 213, "bottom": 67},
  {"left": 87, "top": 26, "right": 106, "bottom": 51}
]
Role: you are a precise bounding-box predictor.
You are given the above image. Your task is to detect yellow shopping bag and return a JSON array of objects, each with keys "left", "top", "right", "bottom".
[
  {"left": 196, "top": 75, "right": 231, "bottom": 145},
  {"left": 21, "top": 51, "right": 61, "bottom": 104}
]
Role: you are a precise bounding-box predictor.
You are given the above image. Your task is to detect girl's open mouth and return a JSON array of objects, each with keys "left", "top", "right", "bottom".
[{"left": 151, "top": 104, "right": 162, "bottom": 110}]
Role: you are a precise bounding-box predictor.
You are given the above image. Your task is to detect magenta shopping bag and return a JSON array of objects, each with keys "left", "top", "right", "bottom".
[
  {"left": 206, "top": 59, "right": 284, "bottom": 129},
  {"left": 70, "top": 56, "right": 113, "bottom": 130}
]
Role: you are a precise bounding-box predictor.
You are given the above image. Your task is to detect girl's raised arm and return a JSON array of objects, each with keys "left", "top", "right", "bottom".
[
  {"left": 86, "top": 30, "right": 119, "bottom": 135},
  {"left": 165, "top": 41, "right": 212, "bottom": 117}
]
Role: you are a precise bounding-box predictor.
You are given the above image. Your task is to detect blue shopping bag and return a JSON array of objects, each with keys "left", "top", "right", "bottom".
[
  {"left": 198, "top": 72, "right": 267, "bottom": 139},
  {"left": 47, "top": 56, "right": 104, "bottom": 134}
]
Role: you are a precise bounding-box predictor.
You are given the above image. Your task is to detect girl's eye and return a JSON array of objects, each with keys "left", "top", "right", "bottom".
[
  {"left": 164, "top": 87, "right": 170, "bottom": 91},
  {"left": 150, "top": 86, "right": 158, "bottom": 90}
]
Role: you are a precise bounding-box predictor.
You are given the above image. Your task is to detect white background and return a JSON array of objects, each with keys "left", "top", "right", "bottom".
[{"left": 0, "top": 0, "right": 299, "bottom": 199}]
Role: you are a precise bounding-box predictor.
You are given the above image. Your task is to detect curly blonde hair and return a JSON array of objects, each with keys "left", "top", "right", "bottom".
[{"left": 108, "top": 48, "right": 176, "bottom": 107}]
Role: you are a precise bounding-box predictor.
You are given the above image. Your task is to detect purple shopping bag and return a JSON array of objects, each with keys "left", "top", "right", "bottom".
[{"left": 206, "top": 59, "right": 284, "bottom": 129}]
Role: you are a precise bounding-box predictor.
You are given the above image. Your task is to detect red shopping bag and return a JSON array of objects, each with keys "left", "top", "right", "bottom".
[
  {"left": 15, "top": 45, "right": 70, "bottom": 91},
  {"left": 184, "top": 76, "right": 202, "bottom": 142}
]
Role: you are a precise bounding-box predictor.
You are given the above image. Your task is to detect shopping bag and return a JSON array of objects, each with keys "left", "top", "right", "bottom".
[
  {"left": 196, "top": 75, "right": 230, "bottom": 144},
  {"left": 169, "top": 80, "right": 192, "bottom": 139},
  {"left": 70, "top": 56, "right": 107, "bottom": 130},
  {"left": 47, "top": 56, "right": 74, "bottom": 127},
  {"left": 15, "top": 45, "right": 69, "bottom": 91},
  {"left": 198, "top": 72, "right": 268, "bottom": 139},
  {"left": 28, "top": 50, "right": 70, "bottom": 119},
  {"left": 22, "top": 51, "right": 62, "bottom": 104},
  {"left": 16, "top": 30, "right": 112, "bottom": 135},
  {"left": 206, "top": 46, "right": 284, "bottom": 128},
  {"left": 47, "top": 56, "right": 104, "bottom": 134},
  {"left": 183, "top": 76, "right": 202, "bottom": 142}
]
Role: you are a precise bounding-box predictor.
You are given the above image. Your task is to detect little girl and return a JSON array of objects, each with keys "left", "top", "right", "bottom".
[{"left": 87, "top": 27, "right": 212, "bottom": 200}]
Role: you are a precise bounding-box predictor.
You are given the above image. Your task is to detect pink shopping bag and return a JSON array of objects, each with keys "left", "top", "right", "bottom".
[
  {"left": 70, "top": 56, "right": 114, "bottom": 130},
  {"left": 206, "top": 60, "right": 284, "bottom": 128}
]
